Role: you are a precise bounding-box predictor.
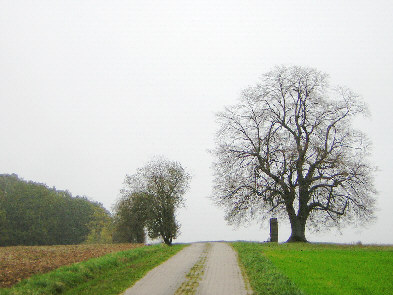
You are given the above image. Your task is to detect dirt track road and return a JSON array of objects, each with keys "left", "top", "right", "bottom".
[{"left": 123, "top": 242, "right": 251, "bottom": 295}]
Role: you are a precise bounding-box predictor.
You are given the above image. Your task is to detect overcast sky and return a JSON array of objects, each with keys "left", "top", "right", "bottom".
[{"left": 1, "top": 0, "right": 392, "bottom": 244}]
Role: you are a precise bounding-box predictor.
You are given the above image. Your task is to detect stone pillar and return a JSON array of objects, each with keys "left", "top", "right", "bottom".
[{"left": 270, "top": 218, "right": 278, "bottom": 242}]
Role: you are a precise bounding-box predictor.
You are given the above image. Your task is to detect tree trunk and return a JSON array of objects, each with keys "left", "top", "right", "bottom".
[
  {"left": 163, "top": 236, "right": 172, "bottom": 246},
  {"left": 287, "top": 215, "right": 308, "bottom": 243}
]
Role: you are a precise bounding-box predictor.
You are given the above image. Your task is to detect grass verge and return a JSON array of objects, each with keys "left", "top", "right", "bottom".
[
  {"left": 232, "top": 242, "right": 393, "bottom": 295},
  {"left": 0, "top": 243, "right": 187, "bottom": 295},
  {"left": 232, "top": 242, "right": 303, "bottom": 295},
  {"left": 0, "top": 243, "right": 144, "bottom": 288}
]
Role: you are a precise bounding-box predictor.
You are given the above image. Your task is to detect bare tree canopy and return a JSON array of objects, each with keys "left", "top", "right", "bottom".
[
  {"left": 115, "top": 158, "right": 190, "bottom": 245},
  {"left": 213, "top": 65, "right": 376, "bottom": 242}
]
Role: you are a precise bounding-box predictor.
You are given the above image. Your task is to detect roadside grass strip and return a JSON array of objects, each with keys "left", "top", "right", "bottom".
[
  {"left": 0, "top": 244, "right": 144, "bottom": 288},
  {"left": 232, "top": 242, "right": 303, "bottom": 295},
  {"left": 229, "top": 244, "right": 256, "bottom": 295},
  {"left": 174, "top": 243, "right": 211, "bottom": 295},
  {"left": 0, "top": 244, "right": 187, "bottom": 295},
  {"left": 232, "top": 242, "right": 393, "bottom": 295}
]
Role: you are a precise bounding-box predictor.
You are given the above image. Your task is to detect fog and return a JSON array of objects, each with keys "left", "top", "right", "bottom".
[{"left": 1, "top": 0, "right": 392, "bottom": 243}]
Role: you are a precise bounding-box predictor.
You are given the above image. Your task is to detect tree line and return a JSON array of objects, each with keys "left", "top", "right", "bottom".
[
  {"left": 0, "top": 174, "right": 112, "bottom": 246},
  {"left": 0, "top": 158, "right": 190, "bottom": 247}
]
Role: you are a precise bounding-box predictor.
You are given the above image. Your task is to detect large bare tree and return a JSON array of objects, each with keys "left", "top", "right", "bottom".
[{"left": 213, "top": 66, "right": 376, "bottom": 242}]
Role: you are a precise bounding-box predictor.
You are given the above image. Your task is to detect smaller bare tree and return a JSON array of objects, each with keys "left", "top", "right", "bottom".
[
  {"left": 117, "top": 158, "right": 190, "bottom": 246},
  {"left": 213, "top": 66, "right": 377, "bottom": 242}
]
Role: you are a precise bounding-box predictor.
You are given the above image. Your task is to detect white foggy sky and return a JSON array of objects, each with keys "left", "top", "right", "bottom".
[{"left": 1, "top": 0, "right": 392, "bottom": 244}]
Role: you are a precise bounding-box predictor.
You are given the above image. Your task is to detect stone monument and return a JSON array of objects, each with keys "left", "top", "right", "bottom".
[{"left": 270, "top": 218, "right": 278, "bottom": 242}]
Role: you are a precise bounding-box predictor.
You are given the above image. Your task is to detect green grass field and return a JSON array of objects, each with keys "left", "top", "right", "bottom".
[
  {"left": 0, "top": 243, "right": 186, "bottom": 295},
  {"left": 232, "top": 242, "right": 393, "bottom": 295}
]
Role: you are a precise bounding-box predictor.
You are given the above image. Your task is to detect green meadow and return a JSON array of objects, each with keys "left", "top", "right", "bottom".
[{"left": 232, "top": 242, "right": 393, "bottom": 295}]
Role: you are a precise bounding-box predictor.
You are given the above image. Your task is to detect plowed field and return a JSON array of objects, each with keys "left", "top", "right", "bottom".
[{"left": 0, "top": 243, "right": 143, "bottom": 288}]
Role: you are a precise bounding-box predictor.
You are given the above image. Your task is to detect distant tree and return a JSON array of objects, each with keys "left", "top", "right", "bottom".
[
  {"left": 113, "top": 192, "right": 148, "bottom": 243},
  {"left": 116, "top": 158, "right": 191, "bottom": 246},
  {"left": 213, "top": 66, "right": 376, "bottom": 242},
  {"left": 0, "top": 208, "right": 7, "bottom": 242}
]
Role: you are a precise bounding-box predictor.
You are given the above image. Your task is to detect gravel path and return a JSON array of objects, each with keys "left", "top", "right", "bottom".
[{"left": 122, "top": 242, "right": 252, "bottom": 295}]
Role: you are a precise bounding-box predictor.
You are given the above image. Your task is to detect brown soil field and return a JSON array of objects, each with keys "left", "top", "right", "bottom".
[{"left": 0, "top": 243, "right": 143, "bottom": 288}]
